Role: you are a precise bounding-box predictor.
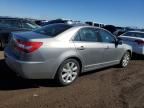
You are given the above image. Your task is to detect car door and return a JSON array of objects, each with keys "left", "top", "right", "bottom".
[
  {"left": 99, "top": 29, "right": 124, "bottom": 65},
  {"left": 73, "top": 27, "right": 106, "bottom": 71}
]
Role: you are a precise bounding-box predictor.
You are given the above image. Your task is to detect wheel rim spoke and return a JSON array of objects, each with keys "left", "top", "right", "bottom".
[
  {"left": 70, "top": 62, "right": 75, "bottom": 68},
  {"left": 66, "top": 63, "right": 71, "bottom": 69},
  {"left": 72, "top": 66, "right": 78, "bottom": 71},
  {"left": 69, "top": 75, "right": 73, "bottom": 81},
  {"left": 62, "top": 73, "right": 68, "bottom": 78},
  {"left": 63, "top": 68, "right": 69, "bottom": 73},
  {"left": 65, "top": 75, "right": 69, "bottom": 82},
  {"left": 72, "top": 72, "right": 77, "bottom": 76}
]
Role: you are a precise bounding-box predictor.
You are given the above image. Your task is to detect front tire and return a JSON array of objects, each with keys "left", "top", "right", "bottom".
[
  {"left": 119, "top": 51, "right": 131, "bottom": 68},
  {"left": 55, "top": 59, "right": 80, "bottom": 86}
]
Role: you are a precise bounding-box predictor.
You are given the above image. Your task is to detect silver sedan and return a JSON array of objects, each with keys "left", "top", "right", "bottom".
[{"left": 4, "top": 24, "right": 132, "bottom": 86}]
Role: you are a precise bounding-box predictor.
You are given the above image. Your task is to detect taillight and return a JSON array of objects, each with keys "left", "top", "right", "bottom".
[
  {"left": 135, "top": 40, "right": 144, "bottom": 45},
  {"left": 14, "top": 39, "right": 43, "bottom": 53}
]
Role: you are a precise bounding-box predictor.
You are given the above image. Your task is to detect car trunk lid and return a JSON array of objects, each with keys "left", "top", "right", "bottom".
[
  {"left": 120, "top": 36, "right": 144, "bottom": 46},
  {"left": 9, "top": 31, "right": 50, "bottom": 58}
]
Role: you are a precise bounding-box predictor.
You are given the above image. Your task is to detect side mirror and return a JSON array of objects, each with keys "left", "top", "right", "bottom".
[{"left": 116, "top": 38, "right": 123, "bottom": 45}]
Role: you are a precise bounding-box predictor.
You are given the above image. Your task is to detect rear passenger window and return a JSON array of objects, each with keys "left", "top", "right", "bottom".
[
  {"left": 74, "top": 28, "right": 101, "bottom": 42},
  {"left": 74, "top": 32, "right": 81, "bottom": 41},
  {"left": 99, "top": 29, "right": 116, "bottom": 43}
]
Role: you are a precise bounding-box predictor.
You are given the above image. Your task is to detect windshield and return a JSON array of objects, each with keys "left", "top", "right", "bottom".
[
  {"left": 34, "top": 24, "right": 72, "bottom": 37},
  {"left": 122, "top": 32, "right": 144, "bottom": 38}
]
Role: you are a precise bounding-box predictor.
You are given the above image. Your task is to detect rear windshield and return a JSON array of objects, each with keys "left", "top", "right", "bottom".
[
  {"left": 34, "top": 24, "right": 72, "bottom": 37},
  {"left": 122, "top": 32, "right": 144, "bottom": 38}
]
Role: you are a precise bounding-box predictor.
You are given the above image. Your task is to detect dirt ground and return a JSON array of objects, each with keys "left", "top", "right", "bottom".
[{"left": 0, "top": 51, "right": 144, "bottom": 108}]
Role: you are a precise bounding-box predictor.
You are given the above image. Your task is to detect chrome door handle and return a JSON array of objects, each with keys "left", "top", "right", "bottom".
[{"left": 77, "top": 46, "right": 85, "bottom": 50}]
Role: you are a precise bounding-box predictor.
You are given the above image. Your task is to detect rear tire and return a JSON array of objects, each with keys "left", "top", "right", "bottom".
[
  {"left": 119, "top": 51, "right": 130, "bottom": 68},
  {"left": 55, "top": 59, "right": 80, "bottom": 86}
]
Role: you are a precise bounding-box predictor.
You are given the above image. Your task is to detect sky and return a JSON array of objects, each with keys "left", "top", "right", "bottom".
[{"left": 0, "top": 0, "right": 144, "bottom": 28}]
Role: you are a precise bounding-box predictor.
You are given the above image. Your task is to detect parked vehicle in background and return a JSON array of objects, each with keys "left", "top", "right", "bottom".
[
  {"left": 113, "top": 27, "right": 127, "bottom": 36},
  {"left": 113, "top": 30, "right": 125, "bottom": 36},
  {"left": 103, "top": 25, "right": 117, "bottom": 34},
  {"left": 0, "top": 17, "right": 40, "bottom": 50},
  {"left": 85, "top": 21, "right": 104, "bottom": 28},
  {"left": 42, "top": 19, "right": 81, "bottom": 26},
  {"left": 34, "top": 20, "right": 47, "bottom": 26},
  {"left": 119, "top": 31, "right": 144, "bottom": 55},
  {"left": 34, "top": 20, "right": 43, "bottom": 26},
  {"left": 5, "top": 23, "right": 132, "bottom": 86}
]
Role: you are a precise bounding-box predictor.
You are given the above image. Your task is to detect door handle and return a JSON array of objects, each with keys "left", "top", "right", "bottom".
[{"left": 77, "top": 46, "right": 85, "bottom": 50}]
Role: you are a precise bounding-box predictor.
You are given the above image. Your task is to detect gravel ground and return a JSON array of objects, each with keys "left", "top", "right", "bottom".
[{"left": 0, "top": 51, "right": 144, "bottom": 108}]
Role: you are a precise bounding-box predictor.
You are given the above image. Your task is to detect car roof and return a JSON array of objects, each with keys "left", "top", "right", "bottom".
[
  {"left": 51, "top": 23, "right": 113, "bottom": 33},
  {"left": 127, "top": 31, "right": 144, "bottom": 34}
]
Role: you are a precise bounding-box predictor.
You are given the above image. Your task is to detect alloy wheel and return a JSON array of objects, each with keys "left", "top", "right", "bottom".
[{"left": 61, "top": 62, "right": 78, "bottom": 84}]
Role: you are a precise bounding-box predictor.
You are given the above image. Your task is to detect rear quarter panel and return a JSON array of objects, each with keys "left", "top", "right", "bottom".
[{"left": 33, "top": 40, "right": 84, "bottom": 78}]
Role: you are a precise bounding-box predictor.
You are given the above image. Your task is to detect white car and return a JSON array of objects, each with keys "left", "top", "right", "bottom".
[{"left": 119, "top": 31, "right": 144, "bottom": 55}]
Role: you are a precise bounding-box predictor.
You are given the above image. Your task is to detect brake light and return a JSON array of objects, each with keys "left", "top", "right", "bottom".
[
  {"left": 14, "top": 39, "right": 43, "bottom": 53},
  {"left": 135, "top": 40, "right": 144, "bottom": 45}
]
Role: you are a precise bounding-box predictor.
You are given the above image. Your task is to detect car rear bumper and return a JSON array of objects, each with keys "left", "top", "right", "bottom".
[
  {"left": 4, "top": 49, "right": 57, "bottom": 79},
  {"left": 133, "top": 46, "right": 144, "bottom": 55}
]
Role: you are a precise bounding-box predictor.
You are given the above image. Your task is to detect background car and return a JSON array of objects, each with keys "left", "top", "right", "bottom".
[
  {"left": 85, "top": 21, "right": 104, "bottom": 28},
  {"left": 113, "top": 30, "right": 125, "bottom": 36},
  {"left": 0, "top": 17, "right": 40, "bottom": 50},
  {"left": 5, "top": 24, "right": 132, "bottom": 86},
  {"left": 42, "top": 18, "right": 82, "bottom": 26},
  {"left": 119, "top": 31, "right": 144, "bottom": 55}
]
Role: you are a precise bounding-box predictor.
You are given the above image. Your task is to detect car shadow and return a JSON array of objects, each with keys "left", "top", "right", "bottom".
[
  {"left": 0, "top": 59, "right": 58, "bottom": 90},
  {"left": 131, "top": 53, "right": 144, "bottom": 60},
  {"left": 0, "top": 53, "right": 143, "bottom": 90}
]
